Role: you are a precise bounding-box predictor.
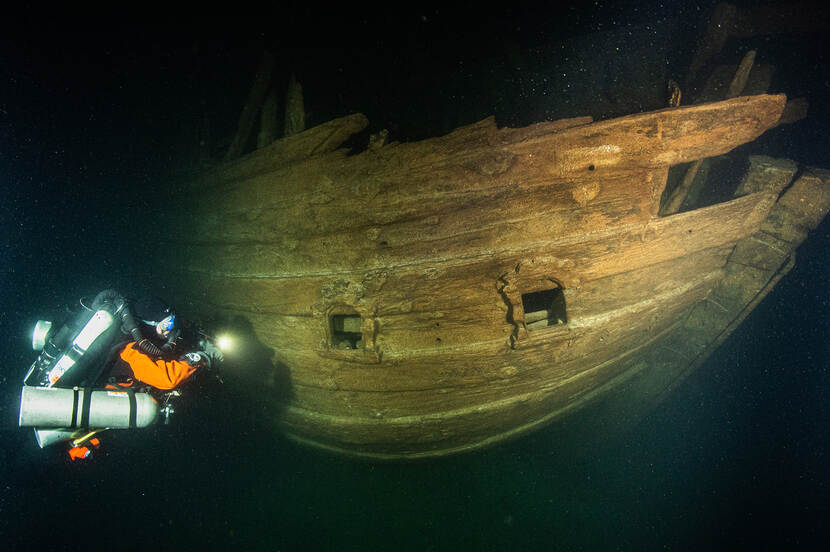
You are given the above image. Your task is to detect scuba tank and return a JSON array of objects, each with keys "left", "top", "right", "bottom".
[
  {"left": 20, "top": 290, "right": 163, "bottom": 449},
  {"left": 19, "top": 386, "right": 160, "bottom": 430},
  {"left": 23, "top": 291, "right": 126, "bottom": 388},
  {"left": 22, "top": 289, "right": 167, "bottom": 387}
]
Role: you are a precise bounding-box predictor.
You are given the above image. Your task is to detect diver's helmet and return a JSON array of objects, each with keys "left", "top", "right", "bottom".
[{"left": 134, "top": 296, "right": 176, "bottom": 339}]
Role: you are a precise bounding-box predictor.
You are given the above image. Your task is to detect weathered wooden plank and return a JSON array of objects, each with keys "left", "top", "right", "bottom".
[
  {"left": 248, "top": 273, "right": 713, "bottom": 404},
  {"left": 185, "top": 116, "right": 592, "bottom": 217},
  {"left": 182, "top": 167, "right": 663, "bottom": 246},
  {"left": 179, "top": 240, "right": 731, "bottom": 324},
  {"left": 505, "top": 94, "right": 785, "bottom": 172},
  {"left": 762, "top": 169, "right": 830, "bottom": 242},
  {"left": 353, "top": 248, "right": 727, "bottom": 353},
  {"left": 276, "top": 337, "right": 669, "bottom": 456},
  {"left": 734, "top": 155, "right": 798, "bottom": 197},
  {"left": 565, "top": 245, "right": 730, "bottom": 317},
  {"left": 181, "top": 97, "right": 782, "bottom": 242},
  {"left": 187, "top": 113, "right": 369, "bottom": 190},
  {"left": 166, "top": 188, "right": 774, "bottom": 279}
]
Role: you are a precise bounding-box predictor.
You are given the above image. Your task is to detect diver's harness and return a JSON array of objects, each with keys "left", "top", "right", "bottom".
[{"left": 19, "top": 289, "right": 187, "bottom": 449}]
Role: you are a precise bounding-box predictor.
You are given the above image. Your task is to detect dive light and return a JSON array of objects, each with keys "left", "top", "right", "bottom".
[
  {"left": 215, "top": 334, "right": 234, "bottom": 353},
  {"left": 199, "top": 329, "right": 235, "bottom": 354}
]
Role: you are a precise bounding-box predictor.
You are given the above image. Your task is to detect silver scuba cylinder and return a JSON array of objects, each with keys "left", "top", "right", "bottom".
[
  {"left": 19, "top": 386, "right": 160, "bottom": 429},
  {"left": 32, "top": 428, "right": 86, "bottom": 449}
]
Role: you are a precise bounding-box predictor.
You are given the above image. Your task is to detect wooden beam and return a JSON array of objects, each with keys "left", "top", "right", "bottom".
[
  {"left": 661, "top": 51, "right": 757, "bottom": 215},
  {"left": 224, "top": 51, "right": 276, "bottom": 161},
  {"left": 257, "top": 88, "right": 279, "bottom": 149},
  {"left": 284, "top": 74, "right": 305, "bottom": 137}
]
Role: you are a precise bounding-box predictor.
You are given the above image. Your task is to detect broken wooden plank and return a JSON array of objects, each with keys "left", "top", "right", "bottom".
[{"left": 225, "top": 51, "right": 276, "bottom": 161}]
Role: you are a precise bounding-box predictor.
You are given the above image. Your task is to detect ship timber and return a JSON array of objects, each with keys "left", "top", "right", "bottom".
[{"left": 158, "top": 94, "right": 830, "bottom": 460}]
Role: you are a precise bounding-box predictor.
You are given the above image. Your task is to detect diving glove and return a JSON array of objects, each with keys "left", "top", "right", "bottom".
[
  {"left": 182, "top": 352, "right": 210, "bottom": 369},
  {"left": 182, "top": 338, "right": 225, "bottom": 369},
  {"left": 202, "top": 340, "right": 224, "bottom": 364}
]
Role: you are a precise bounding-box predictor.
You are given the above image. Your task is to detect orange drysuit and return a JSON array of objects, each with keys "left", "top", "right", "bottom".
[{"left": 118, "top": 341, "right": 200, "bottom": 390}]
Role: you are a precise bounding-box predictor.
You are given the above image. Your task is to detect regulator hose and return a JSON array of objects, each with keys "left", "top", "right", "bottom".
[
  {"left": 91, "top": 289, "right": 125, "bottom": 313},
  {"left": 91, "top": 289, "right": 166, "bottom": 358},
  {"left": 119, "top": 307, "right": 145, "bottom": 342},
  {"left": 135, "top": 338, "right": 164, "bottom": 358}
]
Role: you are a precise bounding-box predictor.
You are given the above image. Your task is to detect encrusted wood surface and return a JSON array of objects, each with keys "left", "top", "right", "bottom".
[{"left": 156, "top": 95, "right": 807, "bottom": 459}]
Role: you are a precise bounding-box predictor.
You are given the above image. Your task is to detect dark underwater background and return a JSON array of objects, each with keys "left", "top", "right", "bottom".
[{"left": 1, "top": 3, "right": 828, "bottom": 550}]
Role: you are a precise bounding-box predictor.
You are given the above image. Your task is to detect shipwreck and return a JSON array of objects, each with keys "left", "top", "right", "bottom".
[{"left": 154, "top": 83, "right": 830, "bottom": 459}]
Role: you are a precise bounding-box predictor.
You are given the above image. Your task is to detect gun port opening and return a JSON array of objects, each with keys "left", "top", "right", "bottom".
[
  {"left": 330, "top": 314, "right": 363, "bottom": 350},
  {"left": 521, "top": 288, "right": 567, "bottom": 330}
]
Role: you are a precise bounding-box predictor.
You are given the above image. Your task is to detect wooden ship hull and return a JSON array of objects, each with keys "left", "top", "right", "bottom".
[{"left": 159, "top": 94, "right": 830, "bottom": 459}]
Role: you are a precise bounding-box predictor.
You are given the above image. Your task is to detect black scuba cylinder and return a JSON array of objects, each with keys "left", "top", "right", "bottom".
[{"left": 24, "top": 290, "right": 130, "bottom": 388}]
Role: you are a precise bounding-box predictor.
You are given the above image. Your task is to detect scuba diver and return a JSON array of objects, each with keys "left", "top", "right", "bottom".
[
  {"left": 19, "top": 289, "right": 224, "bottom": 461},
  {"left": 108, "top": 295, "right": 223, "bottom": 391}
]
